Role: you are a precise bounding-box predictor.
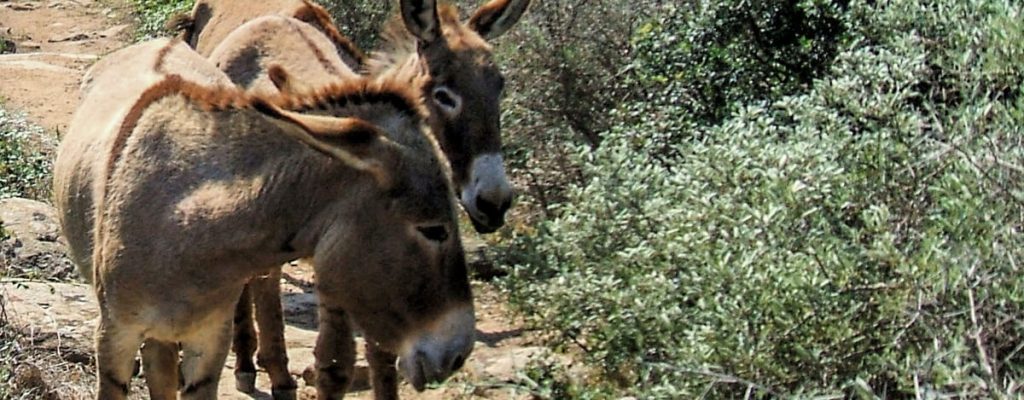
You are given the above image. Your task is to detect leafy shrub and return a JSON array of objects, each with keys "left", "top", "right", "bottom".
[
  {"left": 496, "top": 0, "right": 848, "bottom": 222},
  {"left": 132, "top": 0, "right": 194, "bottom": 38},
  {"left": 631, "top": 1, "right": 846, "bottom": 125},
  {"left": 318, "top": 0, "right": 392, "bottom": 50},
  {"left": 0, "top": 107, "right": 53, "bottom": 201},
  {"left": 500, "top": 0, "right": 1024, "bottom": 397}
]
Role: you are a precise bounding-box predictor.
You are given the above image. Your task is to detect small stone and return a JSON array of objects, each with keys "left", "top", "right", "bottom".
[
  {"left": 17, "top": 41, "right": 41, "bottom": 50},
  {"left": 13, "top": 364, "right": 59, "bottom": 400},
  {"left": 97, "top": 24, "right": 128, "bottom": 38},
  {"left": 7, "top": 2, "right": 38, "bottom": 10},
  {"left": 47, "top": 32, "right": 89, "bottom": 42}
]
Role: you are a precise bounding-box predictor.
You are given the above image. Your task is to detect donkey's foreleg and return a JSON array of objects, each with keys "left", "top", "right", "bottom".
[
  {"left": 252, "top": 268, "right": 299, "bottom": 400},
  {"left": 232, "top": 282, "right": 259, "bottom": 393},
  {"left": 141, "top": 338, "right": 180, "bottom": 400},
  {"left": 179, "top": 314, "right": 233, "bottom": 400},
  {"left": 314, "top": 305, "right": 356, "bottom": 400},
  {"left": 365, "top": 339, "right": 400, "bottom": 400},
  {"left": 94, "top": 317, "right": 144, "bottom": 400}
]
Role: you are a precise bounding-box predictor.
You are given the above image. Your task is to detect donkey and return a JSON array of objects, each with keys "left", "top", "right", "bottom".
[
  {"left": 53, "top": 38, "right": 474, "bottom": 400},
  {"left": 188, "top": 0, "right": 530, "bottom": 397},
  {"left": 184, "top": 0, "right": 529, "bottom": 232},
  {"left": 172, "top": 0, "right": 364, "bottom": 67},
  {"left": 205, "top": 15, "right": 367, "bottom": 398}
]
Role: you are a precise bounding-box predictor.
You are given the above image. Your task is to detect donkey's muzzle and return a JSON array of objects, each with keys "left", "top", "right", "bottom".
[
  {"left": 460, "top": 153, "right": 513, "bottom": 234},
  {"left": 398, "top": 306, "right": 475, "bottom": 391},
  {"left": 469, "top": 193, "right": 511, "bottom": 233}
]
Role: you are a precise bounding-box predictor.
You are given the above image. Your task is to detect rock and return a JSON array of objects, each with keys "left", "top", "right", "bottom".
[
  {"left": 96, "top": 24, "right": 127, "bottom": 38},
  {"left": 12, "top": 364, "right": 60, "bottom": 400},
  {"left": 47, "top": 32, "right": 89, "bottom": 42},
  {"left": 0, "top": 198, "right": 77, "bottom": 281},
  {"left": 16, "top": 41, "right": 40, "bottom": 50},
  {"left": 0, "top": 281, "right": 96, "bottom": 347},
  {"left": 6, "top": 2, "right": 38, "bottom": 10},
  {"left": 297, "top": 341, "right": 371, "bottom": 391},
  {"left": 463, "top": 235, "right": 506, "bottom": 280},
  {"left": 473, "top": 346, "right": 548, "bottom": 381}
]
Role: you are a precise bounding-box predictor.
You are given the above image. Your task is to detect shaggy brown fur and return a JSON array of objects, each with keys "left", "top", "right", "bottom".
[
  {"left": 179, "top": 0, "right": 363, "bottom": 66},
  {"left": 54, "top": 38, "right": 474, "bottom": 400},
  {"left": 189, "top": 1, "right": 531, "bottom": 398}
]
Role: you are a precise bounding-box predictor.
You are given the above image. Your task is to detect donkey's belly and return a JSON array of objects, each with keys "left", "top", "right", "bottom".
[{"left": 102, "top": 276, "right": 246, "bottom": 341}]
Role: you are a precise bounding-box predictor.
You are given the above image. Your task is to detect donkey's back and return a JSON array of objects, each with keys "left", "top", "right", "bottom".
[
  {"left": 55, "top": 38, "right": 235, "bottom": 283},
  {"left": 179, "top": 0, "right": 361, "bottom": 66}
]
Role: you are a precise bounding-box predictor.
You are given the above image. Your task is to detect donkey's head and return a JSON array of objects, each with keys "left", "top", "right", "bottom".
[
  {"left": 253, "top": 84, "right": 473, "bottom": 390},
  {"left": 371, "top": 0, "right": 529, "bottom": 233}
]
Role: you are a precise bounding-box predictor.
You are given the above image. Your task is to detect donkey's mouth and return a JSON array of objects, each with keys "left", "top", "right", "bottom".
[
  {"left": 469, "top": 214, "right": 501, "bottom": 234},
  {"left": 398, "top": 349, "right": 448, "bottom": 392},
  {"left": 405, "top": 353, "right": 429, "bottom": 391},
  {"left": 397, "top": 305, "right": 476, "bottom": 391}
]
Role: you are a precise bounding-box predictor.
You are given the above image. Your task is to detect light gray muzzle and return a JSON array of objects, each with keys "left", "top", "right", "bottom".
[
  {"left": 397, "top": 305, "right": 476, "bottom": 391},
  {"left": 459, "top": 153, "right": 513, "bottom": 233}
]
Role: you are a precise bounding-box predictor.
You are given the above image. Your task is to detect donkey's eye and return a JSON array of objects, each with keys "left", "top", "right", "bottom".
[
  {"left": 431, "top": 86, "right": 462, "bottom": 115},
  {"left": 417, "top": 225, "right": 449, "bottom": 243}
]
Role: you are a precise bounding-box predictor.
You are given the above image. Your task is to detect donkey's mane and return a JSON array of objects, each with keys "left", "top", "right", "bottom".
[{"left": 273, "top": 75, "right": 427, "bottom": 121}]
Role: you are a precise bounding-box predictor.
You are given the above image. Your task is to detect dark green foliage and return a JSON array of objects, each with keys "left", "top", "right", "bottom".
[
  {"left": 0, "top": 108, "right": 52, "bottom": 201},
  {"left": 131, "top": 0, "right": 194, "bottom": 38},
  {"left": 500, "top": 0, "right": 1024, "bottom": 397},
  {"left": 318, "top": 0, "right": 392, "bottom": 51},
  {"left": 630, "top": 0, "right": 846, "bottom": 128}
]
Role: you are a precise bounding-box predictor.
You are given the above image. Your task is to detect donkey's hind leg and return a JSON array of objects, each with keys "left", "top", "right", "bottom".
[
  {"left": 94, "top": 316, "right": 144, "bottom": 400},
  {"left": 179, "top": 312, "right": 233, "bottom": 400},
  {"left": 232, "top": 282, "right": 259, "bottom": 393},
  {"left": 366, "top": 339, "right": 400, "bottom": 400},
  {"left": 252, "top": 268, "right": 299, "bottom": 400},
  {"left": 141, "top": 338, "right": 180, "bottom": 400}
]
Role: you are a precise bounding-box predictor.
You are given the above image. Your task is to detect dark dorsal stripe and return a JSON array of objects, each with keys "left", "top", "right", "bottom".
[
  {"left": 294, "top": 0, "right": 366, "bottom": 65},
  {"left": 282, "top": 16, "right": 343, "bottom": 77}
]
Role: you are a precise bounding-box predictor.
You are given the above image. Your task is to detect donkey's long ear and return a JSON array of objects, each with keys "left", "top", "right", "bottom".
[
  {"left": 400, "top": 0, "right": 441, "bottom": 43},
  {"left": 252, "top": 99, "right": 394, "bottom": 186},
  {"left": 468, "top": 0, "right": 531, "bottom": 39}
]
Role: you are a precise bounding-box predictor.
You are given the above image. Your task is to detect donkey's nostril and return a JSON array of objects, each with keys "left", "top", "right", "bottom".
[
  {"left": 449, "top": 354, "right": 466, "bottom": 372},
  {"left": 476, "top": 195, "right": 509, "bottom": 219}
]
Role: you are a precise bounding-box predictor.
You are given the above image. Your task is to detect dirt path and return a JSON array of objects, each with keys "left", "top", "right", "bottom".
[
  {"left": 0, "top": 1, "right": 541, "bottom": 399},
  {"left": 0, "top": 0, "right": 131, "bottom": 132}
]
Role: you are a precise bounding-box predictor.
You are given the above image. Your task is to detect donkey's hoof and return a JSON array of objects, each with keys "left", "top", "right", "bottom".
[
  {"left": 235, "top": 371, "right": 257, "bottom": 393},
  {"left": 271, "top": 387, "right": 297, "bottom": 400}
]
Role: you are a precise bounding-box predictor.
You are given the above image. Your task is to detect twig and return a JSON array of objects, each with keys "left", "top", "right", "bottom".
[
  {"left": 967, "top": 285, "right": 995, "bottom": 378},
  {"left": 654, "top": 363, "right": 778, "bottom": 397},
  {"left": 914, "top": 372, "right": 922, "bottom": 400}
]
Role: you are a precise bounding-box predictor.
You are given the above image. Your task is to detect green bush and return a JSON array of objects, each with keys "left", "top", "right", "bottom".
[
  {"left": 318, "top": 0, "right": 392, "bottom": 51},
  {"left": 500, "top": 0, "right": 1024, "bottom": 397},
  {"left": 0, "top": 107, "right": 53, "bottom": 201},
  {"left": 132, "top": 0, "right": 194, "bottom": 38},
  {"left": 629, "top": 0, "right": 846, "bottom": 132}
]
